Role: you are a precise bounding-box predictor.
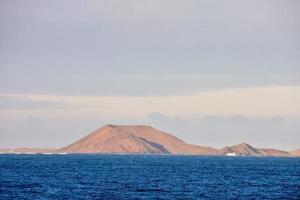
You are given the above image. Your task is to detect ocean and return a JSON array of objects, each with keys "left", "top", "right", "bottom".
[{"left": 0, "top": 154, "right": 299, "bottom": 199}]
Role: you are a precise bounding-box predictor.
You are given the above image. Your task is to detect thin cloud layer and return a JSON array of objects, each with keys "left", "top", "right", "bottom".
[
  {"left": 0, "top": 95, "right": 69, "bottom": 110},
  {"left": 1, "top": 86, "right": 299, "bottom": 118}
]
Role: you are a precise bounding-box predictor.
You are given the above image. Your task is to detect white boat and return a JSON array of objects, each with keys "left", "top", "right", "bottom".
[{"left": 226, "top": 152, "right": 237, "bottom": 156}]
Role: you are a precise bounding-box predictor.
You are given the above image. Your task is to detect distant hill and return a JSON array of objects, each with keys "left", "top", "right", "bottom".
[
  {"left": 220, "top": 143, "right": 291, "bottom": 157},
  {"left": 290, "top": 149, "right": 300, "bottom": 156},
  {"left": 220, "top": 143, "right": 261, "bottom": 156},
  {"left": 58, "top": 124, "right": 219, "bottom": 155}
]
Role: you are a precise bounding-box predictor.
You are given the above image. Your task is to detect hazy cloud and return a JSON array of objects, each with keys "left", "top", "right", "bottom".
[
  {"left": 1, "top": 86, "right": 299, "bottom": 118},
  {"left": 0, "top": 95, "right": 69, "bottom": 110}
]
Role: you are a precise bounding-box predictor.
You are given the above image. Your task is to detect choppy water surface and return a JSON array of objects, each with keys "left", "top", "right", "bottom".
[{"left": 0, "top": 154, "right": 299, "bottom": 199}]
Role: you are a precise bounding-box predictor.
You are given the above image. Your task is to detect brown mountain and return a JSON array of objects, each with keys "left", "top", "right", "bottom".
[
  {"left": 58, "top": 124, "right": 219, "bottom": 155},
  {"left": 219, "top": 143, "right": 291, "bottom": 157}
]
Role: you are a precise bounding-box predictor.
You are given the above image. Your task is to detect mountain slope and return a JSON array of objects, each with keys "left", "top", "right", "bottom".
[{"left": 58, "top": 124, "right": 218, "bottom": 154}]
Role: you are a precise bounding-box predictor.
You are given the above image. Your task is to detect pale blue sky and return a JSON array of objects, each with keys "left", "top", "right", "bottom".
[{"left": 0, "top": 0, "right": 299, "bottom": 150}]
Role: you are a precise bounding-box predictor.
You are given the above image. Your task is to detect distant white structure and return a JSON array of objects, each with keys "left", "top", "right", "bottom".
[{"left": 226, "top": 152, "right": 237, "bottom": 156}]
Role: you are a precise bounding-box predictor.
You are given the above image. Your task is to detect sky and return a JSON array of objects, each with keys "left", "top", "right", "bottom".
[{"left": 0, "top": 0, "right": 299, "bottom": 150}]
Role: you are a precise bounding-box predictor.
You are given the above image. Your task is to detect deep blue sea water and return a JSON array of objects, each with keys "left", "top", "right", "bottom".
[{"left": 0, "top": 155, "right": 300, "bottom": 199}]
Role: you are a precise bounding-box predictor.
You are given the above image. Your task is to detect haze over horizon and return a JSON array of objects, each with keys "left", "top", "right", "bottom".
[{"left": 0, "top": 0, "right": 299, "bottom": 150}]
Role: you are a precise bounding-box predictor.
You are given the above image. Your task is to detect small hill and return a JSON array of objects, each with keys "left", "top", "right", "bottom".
[
  {"left": 58, "top": 124, "right": 219, "bottom": 155},
  {"left": 220, "top": 143, "right": 261, "bottom": 156},
  {"left": 220, "top": 143, "right": 291, "bottom": 156},
  {"left": 257, "top": 148, "right": 292, "bottom": 157},
  {"left": 290, "top": 149, "right": 300, "bottom": 156}
]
